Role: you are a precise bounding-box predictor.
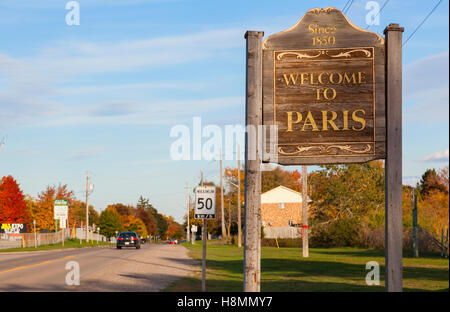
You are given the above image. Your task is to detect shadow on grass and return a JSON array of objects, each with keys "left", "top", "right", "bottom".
[
  {"left": 313, "top": 248, "right": 446, "bottom": 260},
  {"left": 166, "top": 256, "right": 449, "bottom": 292}
]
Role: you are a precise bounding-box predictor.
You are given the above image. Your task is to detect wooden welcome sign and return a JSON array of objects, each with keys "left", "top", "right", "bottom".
[
  {"left": 244, "top": 6, "right": 404, "bottom": 292},
  {"left": 262, "top": 7, "right": 385, "bottom": 165}
]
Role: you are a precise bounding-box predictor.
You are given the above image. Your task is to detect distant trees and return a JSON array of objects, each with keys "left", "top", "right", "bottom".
[
  {"left": 0, "top": 176, "right": 185, "bottom": 239},
  {"left": 415, "top": 166, "right": 449, "bottom": 244},
  {"left": 98, "top": 196, "right": 180, "bottom": 240}
]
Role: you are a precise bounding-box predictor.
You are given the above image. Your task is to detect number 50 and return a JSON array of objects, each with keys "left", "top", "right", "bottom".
[{"left": 197, "top": 198, "right": 213, "bottom": 210}]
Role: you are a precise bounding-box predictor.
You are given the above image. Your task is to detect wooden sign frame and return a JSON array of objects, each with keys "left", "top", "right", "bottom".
[{"left": 262, "top": 7, "right": 386, "bottom": 165}]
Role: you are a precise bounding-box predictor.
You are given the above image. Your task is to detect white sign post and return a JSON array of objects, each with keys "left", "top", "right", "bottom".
[
  {"left": 191, "top": 225, "right": 197, "bottom": 245},
  {"left": 194, "top": 185, "right": 216, "bottom": 292}
]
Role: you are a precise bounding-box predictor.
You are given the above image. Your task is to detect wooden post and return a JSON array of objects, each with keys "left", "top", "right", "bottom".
[
  {"left": 302, "top": 165, "right": 309, "bottom": 258},
  {"left": 412, "top": 191, "right": 418, "bottom": 258},
  {"left": 228, "top": 198, "right": 231, "bottom": 238},
  {"left": 237, "top": 144, "right": 242, "bottom": 248},
  {"left": 220, "top": 149, "right": 226, "bottom": 240},
  {"left": 186, "top": 183, "right": 190, "bottom": 245},
  {"left": 384, "top": 23, "right": 404, "bottom": 292},
  {"left": 201, "top": 172, "right": 206, "bottom": 292},
  {"left": 244, "top": 30, "right": 263, "bottom": 292}
]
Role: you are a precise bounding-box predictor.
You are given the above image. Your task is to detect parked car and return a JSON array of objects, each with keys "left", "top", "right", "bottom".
[{"left": 116, "top": 231, "right": 140, "bottom": 249}]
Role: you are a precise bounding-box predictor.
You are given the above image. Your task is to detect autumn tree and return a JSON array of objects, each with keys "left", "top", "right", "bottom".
[
  {"left": 261, "top": 166, "right": 302, "bottom": 193},
  {"left": 419, "top": 168, "right": 448, "bottom": 196},
  {"left": 0, "top": 176, "right": 29, "bottom": 226},
  {"left": 99, "top": 206, "right": 123, "bottom": 238},
  {"left": 135, "top": 206, "right": 157, "bottom": 236},
  {"left": 164, "top": 215, "right": 183, "bottom": 239},
  {"left": 308, "top": 161, "right": 385, "bottom": 246},
  {"left": 123, "top": 215, "right": 148, "bottom": 238}
]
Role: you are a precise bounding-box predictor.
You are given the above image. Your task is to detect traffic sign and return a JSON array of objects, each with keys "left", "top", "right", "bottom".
[
  {"left": 194, "top": 186, "right": 216, "bottom": 219},
  {"left": 191, "top": 225, "right": 198, "bottom": 232},
  {"left": 54, "top": 199, "right": 68, "bottom": 220}
]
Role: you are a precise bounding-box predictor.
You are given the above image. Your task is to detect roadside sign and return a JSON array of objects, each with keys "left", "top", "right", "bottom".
[
  {"left": 191, "top": 225, "right": 198, "bottom": 232},
  {"left": 194, "top": 186, "right": 216, "bottom": 219},
  {"left": 54, "top": 199, "right": 68, "bottom": 220},
  {"left": 60, "top": 218, "right": 66, "bottom": 229}
]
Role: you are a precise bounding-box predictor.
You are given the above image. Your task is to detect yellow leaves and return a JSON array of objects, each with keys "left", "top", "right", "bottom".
[{"left": 419, "top": 190, "right": 449, "bottom": 239}]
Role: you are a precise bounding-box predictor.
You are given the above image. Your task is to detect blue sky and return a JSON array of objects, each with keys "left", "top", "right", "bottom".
[{"left": 0, "top": 0, "right": 448, "bottom": 223}]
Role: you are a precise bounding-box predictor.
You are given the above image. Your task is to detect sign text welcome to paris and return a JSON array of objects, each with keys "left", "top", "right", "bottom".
[{"left": 263, "top": 7, "right": 386, "bottom": 165}]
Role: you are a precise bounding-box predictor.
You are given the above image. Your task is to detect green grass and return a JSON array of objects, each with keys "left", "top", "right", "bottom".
[
  {"left": 166, "top": 241, "right": 449, "bottom": 292},
  {"left": 0, "top": 238, "right": 114, "bottom": 253}
]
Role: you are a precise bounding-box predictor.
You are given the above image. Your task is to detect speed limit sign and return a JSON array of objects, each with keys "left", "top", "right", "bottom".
[{"left": 194, "top": 186, "right": 216, "bottom": 219}]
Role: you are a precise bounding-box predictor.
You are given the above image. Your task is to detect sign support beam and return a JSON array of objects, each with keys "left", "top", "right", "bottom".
[
  {"left": 384, "top": 23, "right": 404, "bottom": 292},
  {"left": 244, "top": 30, "right": 263, "bottom": 292}
]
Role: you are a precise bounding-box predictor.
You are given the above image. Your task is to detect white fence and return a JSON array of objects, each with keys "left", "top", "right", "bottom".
[{"left": 0, "top": 227, "right": 106, "bottom": 250}]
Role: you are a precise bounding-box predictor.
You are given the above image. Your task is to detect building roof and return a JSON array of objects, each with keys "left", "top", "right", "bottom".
[{"left": 261, "top": 185, "right": 308, "bottom": 204}]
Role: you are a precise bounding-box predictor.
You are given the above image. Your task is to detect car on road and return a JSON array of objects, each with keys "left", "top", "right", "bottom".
[{"left": 116, "top": 231, "right": 140, "bottom": 249}]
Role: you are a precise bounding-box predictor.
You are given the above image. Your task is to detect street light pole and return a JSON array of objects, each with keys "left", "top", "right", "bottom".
[{"left": 85, "top": 171, "right": 89, "bottom": 243}]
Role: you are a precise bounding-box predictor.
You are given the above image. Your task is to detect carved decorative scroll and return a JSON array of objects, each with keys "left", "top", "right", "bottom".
[
  {"left": 278, "top": 143, "right": 373, "bottom": 156},
  {"left": 276, "top": 50, "right": 324, "bottom": 61},
  {"left": 327, "top": 49, "right": 372, "bottom": 58}
]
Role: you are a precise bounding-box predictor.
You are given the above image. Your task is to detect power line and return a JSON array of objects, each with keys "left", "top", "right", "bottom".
[
  {"left": 343, "top": 0, "right": 354, "bottom": 14},
  {"left": 366, "top": 0, "right": 391, "bottom": 29},
  {"left": 342, "top": 0, "right": 352, "bottom": 13},
  {"left": 403, "top": 0, "right": 444, "bottom": 46}
]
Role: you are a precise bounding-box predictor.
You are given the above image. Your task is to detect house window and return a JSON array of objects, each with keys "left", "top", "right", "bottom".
[
  {"left": 288, "top": 220, "right": 294, "bottom": 227},
  {"left": 279, "top": 202, "right": 285, "bottom": 209}
]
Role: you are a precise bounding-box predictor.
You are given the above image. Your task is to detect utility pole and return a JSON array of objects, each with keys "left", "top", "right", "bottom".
[
  {"left": 220, "top": 149, "right": 225, "bottom": 239},
  {"left": 302, "top": 165, "right": 309, "bottom": 258},
  {"left": 85, "top": 171, "right": 89, "bottom": 243},
  {"left": 201, "top": 172, "right": 206, "bottom": 292},
  {"left": 237, "top": 144, "right": 242, "bottom": 247},
  {"left": 228, "top": 198, "right": 231, "bottom": 238},
  {"left": 186, "top": 183, "right": 190, "bottom": 244}
]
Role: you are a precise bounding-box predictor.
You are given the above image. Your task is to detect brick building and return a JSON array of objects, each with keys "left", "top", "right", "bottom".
[{"left": 261, "top": 186, "right": 310, "bottom": 238}]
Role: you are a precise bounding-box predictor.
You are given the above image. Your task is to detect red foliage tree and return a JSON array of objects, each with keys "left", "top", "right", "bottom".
[{"left": 0, "top": 176, "right": 29, "bottom": 224}]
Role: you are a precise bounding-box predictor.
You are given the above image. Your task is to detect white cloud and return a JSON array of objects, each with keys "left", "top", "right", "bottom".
[
  {"left": 403, "top": 51, "right": 449, "bottom": 125},
  {"left": 403, "top": 176, "right": 420, "bottom": 187},
  {"left": 421, "top": 148, "right": 449, "bottom": 162},
  {"left": 0, "top": 28, "right": 243, "bottom": 129}
]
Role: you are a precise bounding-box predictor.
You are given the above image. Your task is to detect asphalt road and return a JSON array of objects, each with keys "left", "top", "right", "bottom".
[{"left": 0, "top": 244, "right": 197, "bottom": 291}]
